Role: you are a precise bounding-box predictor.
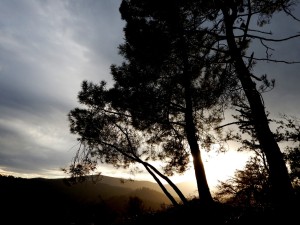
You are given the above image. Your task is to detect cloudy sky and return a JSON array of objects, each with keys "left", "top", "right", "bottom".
[
  {"left": 0, "top": 0, "right": 299, "bottom": 186},
  {"left": 0, "top": 0, "right": 124, "bottom": 178}
]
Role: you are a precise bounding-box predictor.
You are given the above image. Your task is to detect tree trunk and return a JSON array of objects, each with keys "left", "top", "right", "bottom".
[
  {"left": 143, "top": 161, "right": 188, "bottom": 204},
  {"left": 222, "top": 7, "right": 294, "bottom": 207},
  {"left": 184, "top": 76, "right": 213, "bottom": 204},
  {"left": 174, "top": 3, "right": 213, "bottom": 203}
]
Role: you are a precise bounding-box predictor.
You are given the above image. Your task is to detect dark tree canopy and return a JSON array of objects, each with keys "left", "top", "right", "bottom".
[
  {"left": 108, "top": 0, "right": 244, "bottom": 203},
  {"left": 67, "top": 81, "right": 189, "bottom": 205}
]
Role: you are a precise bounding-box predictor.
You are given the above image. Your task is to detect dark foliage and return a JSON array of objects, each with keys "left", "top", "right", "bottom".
[{"left": 115, "top": 198, "right": 299, "bottom": 225}]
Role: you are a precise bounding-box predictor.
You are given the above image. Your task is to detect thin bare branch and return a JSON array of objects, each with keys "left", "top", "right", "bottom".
[
  {"left": 247, "top": 34, "right": 300, "bottom": 42},
  {"left": 243, "top": 55, "right": 300, "bottom": 64},
  {"left": 283, "top": 7, "right": 300, "bottom": 22},
  {"left": 215, "top": 121, "right": 249, "bottom": 130}
]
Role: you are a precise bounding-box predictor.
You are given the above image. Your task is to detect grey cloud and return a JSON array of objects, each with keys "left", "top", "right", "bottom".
[
  {"left": 0, "top": 0, "right": 123, "bottom": 178},
  {"left": 64, "top": 0, "right": 125, "bottom": 70},
  {"left": 0, "top": 115, "right": 77, "bottom": 175}
]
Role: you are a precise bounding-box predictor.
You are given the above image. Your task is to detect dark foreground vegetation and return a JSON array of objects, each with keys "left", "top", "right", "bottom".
[
  {"left": 1, "top": 174, "right": 299, "bottom": 225},
  {"left": 121, "top": 199, "right": 299, "bottom": 225}
]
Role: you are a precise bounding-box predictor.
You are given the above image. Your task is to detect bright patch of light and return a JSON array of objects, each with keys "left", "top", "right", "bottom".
[{"left": 170, "top": 149, "right": 251, "bottom": 189}]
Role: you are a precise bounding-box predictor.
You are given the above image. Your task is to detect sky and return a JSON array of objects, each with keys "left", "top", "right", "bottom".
[{"left": 0, "top": 0, "right": 299, "bottom": 188}]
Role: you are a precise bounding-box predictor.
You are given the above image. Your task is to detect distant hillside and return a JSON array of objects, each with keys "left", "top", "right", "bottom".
[
  {"left": 0, "top": 173, "right": 203, "bottom": 225},
  {"left": 1, "top": 174, "right": 186, "bottom": 225},
  {"left": 46, "top": 175, "right": 174, "bottom": 210},
  {"left": 57, "top": 174, "right": 198, "bottom": 200},
  {"left": 81, "top": 174, "right": 198, "bottom": 198}
]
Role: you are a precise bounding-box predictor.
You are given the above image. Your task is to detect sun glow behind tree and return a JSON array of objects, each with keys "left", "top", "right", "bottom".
[{"left": 83, "top": 143, "right": 250, "bottom": 190}]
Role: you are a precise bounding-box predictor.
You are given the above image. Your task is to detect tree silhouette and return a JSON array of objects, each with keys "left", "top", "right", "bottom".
[
  {"left": 214, "top": 155, "right": 272, "bottom": 207},
  {"left": 107, "top": 0, "right": 238, "bottom": 204},
  {"left": 275, "top": 115, "right": 300, "bottom": 187},
  {"left": 110, "top": 0, "right": 300, "bottom": 206},
  {"left": 215, "top": 113, "right": 300, "bottom": 221},
  {"left": 211, "top": 0, "right": 298, "bottom": 207},
  {"left": 67, "top": 0, "right": 300, "bottom": 210},
  {"left": 66, "top": 80, "right": 188, "bottom": 205}
]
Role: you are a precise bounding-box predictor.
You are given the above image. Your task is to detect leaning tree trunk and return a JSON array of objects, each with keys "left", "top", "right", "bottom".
[
  {"left": 142, "top": 160, "right": 188, "bottom": 205},
  {"left": 222, "top": 7, "right": 294, "bottom": 207}
]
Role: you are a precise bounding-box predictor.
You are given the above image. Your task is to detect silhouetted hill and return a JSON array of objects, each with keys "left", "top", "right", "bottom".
[
  {"left": 0, "top": 174, "right": 183, "bottom": 225},
  {"left": 41, "top": 175, "right": 178, "bottom": 204},
  {"left": 78, "top": 174, "right": 198, "bottom": 198}
]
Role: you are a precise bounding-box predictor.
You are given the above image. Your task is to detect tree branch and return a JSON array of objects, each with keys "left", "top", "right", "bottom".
[
  {"left": 243, "top": 55, "right": 300, "bottom": 64},
  {"left": 247, "top": 34, "right": 300, "bottom": 42},
  {"left": 215, "top": 121, "right": 250, "bottom": 130},
  {"left": 283, "top": 7, "right": 300, "bottom": 22}
]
